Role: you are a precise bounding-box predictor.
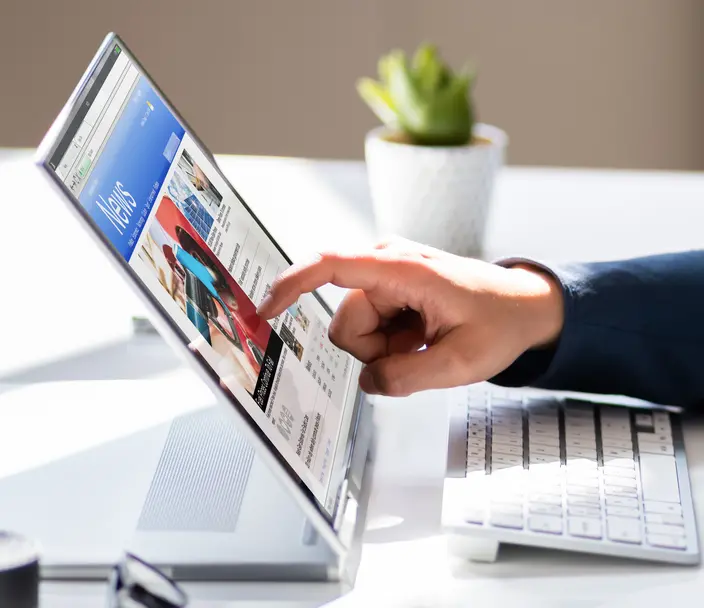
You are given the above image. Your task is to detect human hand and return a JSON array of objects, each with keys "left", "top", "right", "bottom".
[{"left": 257, "top": 239, "right": 564, "bottom": 397}]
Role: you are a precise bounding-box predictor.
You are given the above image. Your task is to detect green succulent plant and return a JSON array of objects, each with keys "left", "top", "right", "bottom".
[{"left": 357, "top": 43, "right": 476, "bottom": 146}]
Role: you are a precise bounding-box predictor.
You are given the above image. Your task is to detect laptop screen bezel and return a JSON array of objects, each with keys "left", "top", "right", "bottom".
[{"left": 34, "top": 32, "right": 366, "bottom": 550}]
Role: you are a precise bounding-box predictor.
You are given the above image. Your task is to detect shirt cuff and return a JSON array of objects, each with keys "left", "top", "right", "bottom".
[{"left": 488, "top": 257, "right": 575, "bottom": 388}]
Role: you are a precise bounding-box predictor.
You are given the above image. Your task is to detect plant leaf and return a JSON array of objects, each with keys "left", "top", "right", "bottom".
[
  {"left": 356, "top": 77, "right": 399, "bottom": 128},
  {"left": 378, "top": 50, "right": 403, "bottom": 86},
  {"left": 412, "top": 43, "right": 443, "bottom": 94},
  {"left": 457, "top": 61, "right": 478, "bottom": 89}
]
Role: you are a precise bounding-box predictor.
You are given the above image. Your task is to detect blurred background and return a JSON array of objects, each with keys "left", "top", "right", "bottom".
[{"left": 1, "top": 0, "right": 703, "bottom": 170}]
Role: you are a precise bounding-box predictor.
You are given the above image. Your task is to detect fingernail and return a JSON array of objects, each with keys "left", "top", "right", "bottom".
[
  {"left": 257, "top": 294, "right": 273, "bottom": 316},
  {"left": 359, "top": 368, "right": 378, "bottom": 394}
]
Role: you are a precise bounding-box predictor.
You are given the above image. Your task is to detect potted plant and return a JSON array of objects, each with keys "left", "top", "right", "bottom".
[{"left": 357, "top": 44, "right": 507, "bottom": 257}]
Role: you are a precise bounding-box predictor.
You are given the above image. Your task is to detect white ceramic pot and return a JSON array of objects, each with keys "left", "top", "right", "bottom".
[{"left": 364, "top": 123, "right": 507, "bottom": 258}]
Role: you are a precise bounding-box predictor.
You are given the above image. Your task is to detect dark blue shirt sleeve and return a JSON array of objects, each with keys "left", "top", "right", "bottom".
[{"left": 490, "top": 251, "right": 704, "bottom": 409}]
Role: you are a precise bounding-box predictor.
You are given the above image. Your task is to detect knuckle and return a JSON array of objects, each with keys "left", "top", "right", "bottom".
[
  {"left": 372, "top": 363, "right": 406, "bottom": 397},
  {"left": 316, "top": 250, "right": 343, "bottom": 264},
  {"left": 374, "top": 236, "right": 400, "bottom": 250},
  {"left": 327, "top": 317, "right": 348, "bottom": 347},
  {"left": 267, "top": 275, "right": 284, "bottom": 294}
]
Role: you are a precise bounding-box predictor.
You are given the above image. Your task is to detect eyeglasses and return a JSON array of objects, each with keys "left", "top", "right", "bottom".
[{"left": 107, "top": 552, "right": 188, "bottom": 608}]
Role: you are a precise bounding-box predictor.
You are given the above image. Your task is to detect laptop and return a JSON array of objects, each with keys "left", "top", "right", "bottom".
[
  {"left": 15, "top": 32, "right": 699, "bottom": 581},
  {"left": 20, "top": 32, "right": 374, "bottom": 583}
]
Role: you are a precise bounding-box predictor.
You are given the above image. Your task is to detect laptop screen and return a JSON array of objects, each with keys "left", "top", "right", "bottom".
[{"left": 44, "top": 41, "right": 357, "bottom": 516}]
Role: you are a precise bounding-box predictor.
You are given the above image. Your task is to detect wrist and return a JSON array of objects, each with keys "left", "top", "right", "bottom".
[{"left": 510, "top": 264, "right": 565, "bottom": 350}]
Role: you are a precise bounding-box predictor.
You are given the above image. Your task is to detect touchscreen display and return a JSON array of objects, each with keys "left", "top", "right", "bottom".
[{"left": 46, "top": 42, "right": 355, "bottom": 515}]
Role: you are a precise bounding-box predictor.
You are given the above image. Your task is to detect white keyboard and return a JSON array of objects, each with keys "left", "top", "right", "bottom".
[{"left": 442, "top": 387, "right": 700, "bottom": 564}]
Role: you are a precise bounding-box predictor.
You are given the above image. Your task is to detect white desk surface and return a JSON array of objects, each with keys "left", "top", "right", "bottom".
[{"left": 1, "top": 149, "right": 703, "bottom": 607}]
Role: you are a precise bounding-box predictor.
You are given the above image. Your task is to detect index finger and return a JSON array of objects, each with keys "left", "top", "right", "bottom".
[{"left": 256, "top": 252, "right": 393, "bottom": 319}]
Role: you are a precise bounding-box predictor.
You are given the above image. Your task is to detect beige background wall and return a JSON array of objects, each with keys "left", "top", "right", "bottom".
[{"left": 1, "top": 0, "right": 702, "bottom": 169}]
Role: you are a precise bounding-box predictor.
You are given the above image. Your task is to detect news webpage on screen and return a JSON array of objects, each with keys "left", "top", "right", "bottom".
[{"left": 48, "top": 43, "right": 355, "bottom": 514}]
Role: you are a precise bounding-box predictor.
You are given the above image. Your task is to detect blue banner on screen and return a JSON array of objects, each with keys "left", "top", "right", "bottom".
[{"left": 78, "top": 76, "right": 185, "bottom": 260}]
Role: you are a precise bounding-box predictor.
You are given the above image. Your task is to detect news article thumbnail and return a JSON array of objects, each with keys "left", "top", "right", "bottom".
[
  {"left": 138, "top": 194, "right": 283, "bottom": 401},
  {"left": 166, "top": 170, "right": 214, "bottom": 242},
  {"left": 288, "top": 303, "right": 310, "bottom": 333},
  {"left": 177, "top": 149, "right": 222, "bottom": 216},
  {"left": 279, "top": 324, "right": 304, "bottom": 361}
]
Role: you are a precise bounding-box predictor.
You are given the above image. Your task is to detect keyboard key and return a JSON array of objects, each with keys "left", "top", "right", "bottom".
[
  {"left": 603, "top": 476, "right": 637, "bottom": 489},
  {"left": 567, "top": 485, "right": 600, "bottom": 497},
  {"left": 531, "top": 415, "right": 558, "bottom": 425},
  {"left": 494, "top": 428, "right": 522, "bottom": 438},
  {"left": 529, "top": 515, "right": 563, "bottom": 535},
  {"left": 634, "top": 413, "right": 653, "bottom": 431},
  {"left": 566, "top": 438, "right": 596, "bottom": 449},
  {"left": 606, "top": 496, "right": 639, "bottom": 509},
  {"left": 645, "top": 513, "right": 684, "bottom": 526},
  {"left": 468, "top": 449, "right": 486, "bottom": 459},
  {"left": 607, "top": 517, "right": 642, "bottom": 544},
  {"left": 638, "top": 441, "right": 675, "bottom": 456},
  {"left": 602, "top": 466, "right": 636, "bottom": 479},
  {"left": 567, "top": 496, "right": 600, "bottom": 507},
  {"left": 600, "top": 422, "right": 631, "bottom": 436},
  {"left": 566, "top": 457, "right": 598, "bottom": 469},
  {"left": 493, "top": 408, "right": 522, "bottom": 417},
  {"left": 566, "top": 477, "right": 599, "bottom": 489},
  {"left": 604, "top": 486, "right": 638, "bottom": 498},
  {"left": 566, "top": 430, "right": 596, "bottom": 441},
  {"left": 493, "top": 419, "right": 523, "bottom": 430},
  {"left": 652, "top": 413, "right": 671, "bottom": 435},
  {"left": 601, "top": 418, "right": 630, "bottom": 431},
  {"left": 491, "top": 502, "right": 523, "bottom": 515},
  {"left": 493, "top": 436, "right": 522, "bottom": 448},
  {"left": 603, "top": 447, "right": 634, "bottom": 460},
  {"left": 568, "top": 517, "right": 602, "bottom": 539},
  {"left": 566, "top": 469, "right": 599, "bottom": 481},
  {"left": 647, "top": 534, "right": 686, "bottom": 550},
  {"left": 606, "top": 506, "right": 640, "bottom": 519},
  {"left": 639, "top": 454, "right": 680, "bottom": 503},
  {"left": 490, "top": 513, "right": 523, "bottom": 529},
  {"left": 566, "top": 447, "right": 597, "bottom": 459},
  {"left": 492, "top": 453, "right": 523, "bottom": 467},
  {"left": 529, "top": 503, "right": 563, "bottom": 517},
  {"left": 529, "top": 409, "right": 559, "bottom": 419},
  {"left": 530, "top": 494, "right": 563, "bottom": 506},
  {"left": 465, "top": 510, "right": 485, "bottom": 525},
  {"left": 646, "top": 523, "right": 685, "bottom": 537},
  {"left": 529, "top": 413, "right": 559, "bottom": 423},
  {"left": 530, "top": 444, "right": 560, "bottom": 457},
  {"left": 528, "top": 464, "right": 561, "bottom": 477},
  {"left": 491, "top": 399, "right": 522, "bottom": 409},
  {"left": 493, "top": 444, "right": 523, "bottom": 457},
  {"left": 466, "top": 459, "right": 485, "bottom": 473},
  {"left": 529, "top": 435, "right": 560, "bottom": 448},
  {"left": 468, "top": 429, "right": 486, "bottom": 441},
  {"left": 492, "top": 461, "right": 523, "bottom": 471},
  {"left": 529, "top": 482, "right": 563, "bottom": 496},
  {"left": 638, "top": 433, "right": 672, "bottom": 444},
  {"left": 652, "top": 412, "right": 670, "bottom": 425},
  {"left": 568, "top": 506, "right": 601, "bottom": 518},
  {"left": 530, "top": 454, "right": 560, "bottom": 466},
  {"left": 601, "top": 438, "right": 633, "bottom": 450},
  {"left": 644, "top": 502, "right": 682, "bottom": 516},
  {"left": 604, "top": 458, "right": 635, "bottom": 469}
]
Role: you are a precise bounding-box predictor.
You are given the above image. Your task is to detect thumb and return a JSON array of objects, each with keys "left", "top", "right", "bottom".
[{"left": 359, "top": 342, "right": 464, "bottom": 397}]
